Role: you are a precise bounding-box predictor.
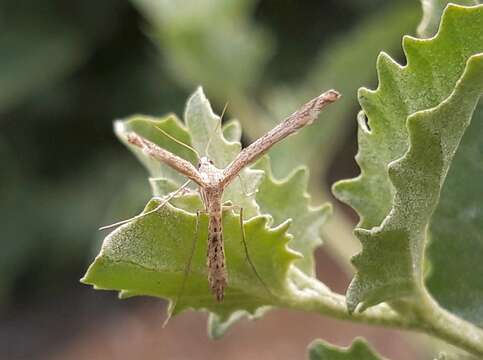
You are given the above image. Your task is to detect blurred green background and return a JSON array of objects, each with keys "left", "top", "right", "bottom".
[{"left": 0, "top": 0, "right": 422, "bottom": 359}]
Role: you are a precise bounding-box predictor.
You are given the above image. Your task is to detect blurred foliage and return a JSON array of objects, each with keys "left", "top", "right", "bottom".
[
  {"left": 0, "top": 0, "right": 169, "bottom": 306},
  {"left": 0, "top": 0, "right": 420, "bottom": 308},
  {"left": 308, "top": 338, "right": 383, "bottom": 360},
  {"left": 418, "top": 0, "right": 481, "bottom": 37},
  {"left": 132, "top": 0, "right": 273, "bottom": 99}
]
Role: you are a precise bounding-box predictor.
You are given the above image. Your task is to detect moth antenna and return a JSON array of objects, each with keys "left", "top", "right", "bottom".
[
  {"left": 155, "top": 126, "right": 200, "bottom": 161},
  {"left": 204, "top": 102, "right": 229, "bottom": 157},
  {"left": 99, "top": 180, "right": 191, "bottom": 231}
]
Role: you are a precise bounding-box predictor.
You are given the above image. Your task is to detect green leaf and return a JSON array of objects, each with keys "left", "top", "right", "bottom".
[
  {"left": 254, "top": 157, "right": 332, "bottom": 275},
  {"left": 333, "top": 5, "right": 483, "bottom": 312},
  {"left": 221, "top": 119, "right": 242, "bottom": 143},
  {"left": 308, "top": 338, "right": 384, "bottom": 360},
  {"left": 425, "top": 99, "right": 483, "bottom": 327},
  {"left": 207, "top": 306, "right": 269, "bottom": 339},
  {"left": 416, "top": 0, "right": 483, "bottom": 330},
  {"left": 418, "top": 0, "right": 481, "bottom": 38},
  {"left": 81, "top": 201, "right": 300, "bottom": 319}
]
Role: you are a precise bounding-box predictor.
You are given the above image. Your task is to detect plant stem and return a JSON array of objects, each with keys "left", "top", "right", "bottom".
[
  {"left": 284, "top": 268, "right": 483, "bottom": 357},
  {"left": 414, "top": 290, "right": 483, "bottom": 357},
  {"left": 282, "top": 268, "right": 420, "bottom": 329}
]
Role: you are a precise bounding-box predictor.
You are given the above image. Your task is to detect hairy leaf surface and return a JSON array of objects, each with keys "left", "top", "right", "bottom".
[
  {"left": 425, "top": 95, "right": 483, "bottom": 326},
  {"left": 333, "top": 5, "right": 483, "bottom": 313},
  {"left": 415, "top": 1, "right": 483, "bottom": 329},
  {"left": 254, "top": 157, "right": 331, "bottom": 275},
  {"left": 82, "top": 201, "right": 299, "bottom": 319}
]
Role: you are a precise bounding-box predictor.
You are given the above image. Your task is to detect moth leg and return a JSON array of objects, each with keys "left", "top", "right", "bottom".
[
  {"left": 166, "top": 209, "right": 204, "bottom": 325},
  {"left": 99, "top": 179, "right": 191, "bottom": 230},
  {"left": 223, "top": 205, "right": 273, "bottom": 299}
]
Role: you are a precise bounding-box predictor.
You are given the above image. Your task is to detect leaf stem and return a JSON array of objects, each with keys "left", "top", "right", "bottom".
[
  {"left": 413, "top": 290, "right": 483, "bottom": 357},
  {"left": 283, "top": 268, "right": 483, "bottom": 357},
  {"left": 282, "top": 268, "right": 420, "bottom": 329}
]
